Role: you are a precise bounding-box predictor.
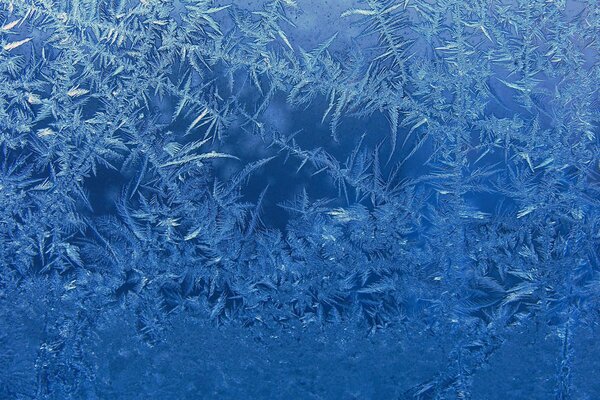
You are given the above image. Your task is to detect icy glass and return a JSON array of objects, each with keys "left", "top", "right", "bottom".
[{"left": 0, "top": 0, "right": 598, "bottom": 399}]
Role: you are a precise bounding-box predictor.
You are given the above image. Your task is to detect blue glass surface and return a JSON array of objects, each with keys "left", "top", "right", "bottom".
[{"left": 0, "top": 1, "right": 598, "bottom": 398}]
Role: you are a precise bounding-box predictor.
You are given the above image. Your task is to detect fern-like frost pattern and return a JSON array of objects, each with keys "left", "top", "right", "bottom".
[{"left": 0, "top": 0, "right": 598, "bottom": 398}]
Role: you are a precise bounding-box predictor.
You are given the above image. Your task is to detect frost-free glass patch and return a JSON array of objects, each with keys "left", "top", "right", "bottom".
[{"left": 0, "top": 0, "right": 598, "bottom": 399}]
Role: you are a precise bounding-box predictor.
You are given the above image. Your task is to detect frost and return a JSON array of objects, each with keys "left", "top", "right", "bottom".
[{"left": 0, "top": 0, "right": 598, "bottom": 398}]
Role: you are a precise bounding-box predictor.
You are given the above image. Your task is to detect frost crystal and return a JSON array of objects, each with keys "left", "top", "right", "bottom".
[{"left": 0, "top": 0, "right": 598, "bottom": 398}]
